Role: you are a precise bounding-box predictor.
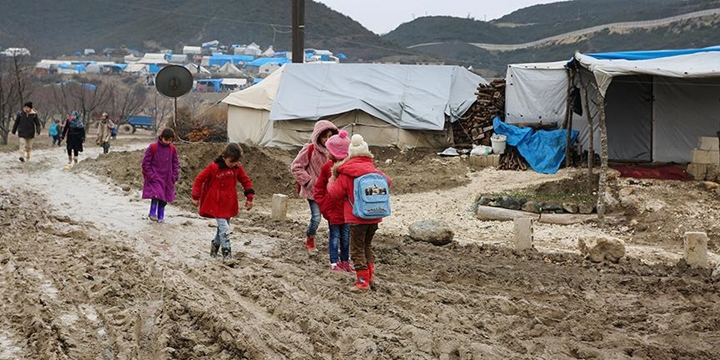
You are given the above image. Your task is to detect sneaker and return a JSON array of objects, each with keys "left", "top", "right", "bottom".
[
  {"left": 19, "top": 157, "right": 24, "bottom": 162},
  {"left": 330, "top": 263, "right": 344, "bottom": 272},
  {"left": 210, "top": 243, "right": 220, "bottom": 258},
  {"left": 340, "top": 261, "right": 355, "bottom": 273},
  {"left": 148, "top": 215, "right": 158, "bottom": 222}
]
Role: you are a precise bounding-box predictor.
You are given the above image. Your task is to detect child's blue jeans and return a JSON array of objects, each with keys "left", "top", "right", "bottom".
[
  {"left": 213, "top": 218, "right": 231, "bottom": 250},
  {"left": 307, "top": 199, "right": 321, "bottom": 237},
  {"left": 328, "top": 223, "right": 350, "bottom": 264}
]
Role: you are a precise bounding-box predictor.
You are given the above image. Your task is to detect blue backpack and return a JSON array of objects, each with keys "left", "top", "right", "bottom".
[{"left": 351, "top": 173, "right": 391, "bottom": 219}]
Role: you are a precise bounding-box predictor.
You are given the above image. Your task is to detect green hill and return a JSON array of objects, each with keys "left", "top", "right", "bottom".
[{"left": 0, "top": 0, "right": 404, "bottom": 60}]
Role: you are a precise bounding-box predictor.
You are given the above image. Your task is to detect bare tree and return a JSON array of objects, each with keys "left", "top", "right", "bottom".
[
  {"left": 46, "top": 76, "right": 113, "bottom": 131},
  {"left": 0, "top": 54, "right": 34, "bottom": 145},
  {"left": 145, "top": 91, "right": 173, "bottom": 132},
  {"left": 106, "top": 79, "right": 148, "bottom": 126}
]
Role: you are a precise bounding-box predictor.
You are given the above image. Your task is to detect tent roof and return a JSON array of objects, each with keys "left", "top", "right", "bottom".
[
  {"left": 221, "top": 65, "right": 284, "bottom": 110},
  {"left": 574, "top": 45, "right": 720, "bottom": 95},
  {"left": 268, "top": 63, "right": 486, "bottom": 130}
]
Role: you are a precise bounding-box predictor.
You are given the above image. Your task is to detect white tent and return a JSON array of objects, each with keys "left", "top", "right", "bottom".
[
  {"left": 185, "top": 63, "right": 211, "bottom": 74},
  {"left": 222, "top": 63, "right": 486, "bottom": 148},
  {"left": 505, "top": 46, "right": 720, "bottom": 163},
  {"left": 217, "top": 62, "right": 244, "bottom": 75},
  {"left": 137, "top": 53, "right": 168, "bottom": 64},
  {"left": 124, "top": 63, "right": 148, "bottom": 74}
]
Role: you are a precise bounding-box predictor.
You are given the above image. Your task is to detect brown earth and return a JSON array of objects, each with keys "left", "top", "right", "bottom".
[{"left": 1, "top": 139, "right": 720, "bottom": 359}]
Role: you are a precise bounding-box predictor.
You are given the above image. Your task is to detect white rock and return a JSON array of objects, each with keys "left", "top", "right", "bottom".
[{"left": 578, "top": 236, "right": 626, "bottom": 263}]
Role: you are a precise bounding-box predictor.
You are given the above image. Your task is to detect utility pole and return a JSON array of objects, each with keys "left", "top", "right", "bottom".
[{"left": 292, "top": 0, "right": 305, "bottom": 63}]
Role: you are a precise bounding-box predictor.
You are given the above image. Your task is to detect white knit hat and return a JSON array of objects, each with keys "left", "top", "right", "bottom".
[{"left": 348, "top": 134, "right": 371, "bottom": 158}]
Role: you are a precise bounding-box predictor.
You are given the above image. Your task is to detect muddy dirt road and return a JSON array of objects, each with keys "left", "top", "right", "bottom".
[{"left": 1, "top": 142, "right": 719, "bottom": 359}]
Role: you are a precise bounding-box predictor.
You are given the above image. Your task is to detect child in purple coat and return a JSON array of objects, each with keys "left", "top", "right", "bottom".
[{"left": 141, "top": 128, "right": 179, "bottom": 223}]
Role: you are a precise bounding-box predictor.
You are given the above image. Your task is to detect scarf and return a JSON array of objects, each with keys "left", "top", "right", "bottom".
[{"left": 69, "top": 111, "right": 84, "bottom": 129}]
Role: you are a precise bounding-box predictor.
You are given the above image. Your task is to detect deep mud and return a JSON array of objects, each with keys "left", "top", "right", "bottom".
[{"left": 1, "top": 140, "right": 720, "bottom": 359}]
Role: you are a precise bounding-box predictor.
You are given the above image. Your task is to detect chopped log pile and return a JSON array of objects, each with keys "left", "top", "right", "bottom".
[
  {"left": 498, "top": 146, "right": 529, "bottom": 171},
  {"left": 452, "top": 79, "right": 506, "bottom": 147}
]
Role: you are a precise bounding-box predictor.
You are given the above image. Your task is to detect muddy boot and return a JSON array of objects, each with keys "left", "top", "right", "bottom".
[
  {"left": 210, "top": 241, "right": 220, "bottom": 258},
  {"left": 19, "top": 156, "right": 24, "bottom": 163},
  {"left": 368, "top": 263, "right": 376, "bottom": 290},
  {"left": 25, "top": 152, "right": 30, "bottom": 161},
  {"left": 148, "top": 200, "right": 158, "bottom": 221},
  {"left": 157, "top": 204, "right": 166, "bottom": 223},
  {"left": 305, "top": 236, "right": 317, "bottom": 252},
  {"left": 73, "top": 157, "right": 78, "bottom": 164},
  {"left": 68, "top": 156, "right": 72, "bottom": 164},
  {"left": 351, "top": 269, "right": 370, "bottom": 292},
  {"left": 221, "top": 248, "right": 232, "bottom": 260}
]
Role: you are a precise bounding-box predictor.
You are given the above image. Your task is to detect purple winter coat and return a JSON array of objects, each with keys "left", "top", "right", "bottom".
[{"left": 141, "top": 139, "right": 179, "bottom": 202}]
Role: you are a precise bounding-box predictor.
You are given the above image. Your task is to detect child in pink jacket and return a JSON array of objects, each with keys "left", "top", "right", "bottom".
[{"left": 290, "top": 120, "right": 339, "bottom": 252}]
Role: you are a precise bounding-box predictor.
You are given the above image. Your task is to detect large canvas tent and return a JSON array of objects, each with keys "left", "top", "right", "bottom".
[
  {"left": 222, "top": 63, "right": 486, "bottom": 148},
  {"left": 505, "top": 46, "right": 720, "bottom": 163}
]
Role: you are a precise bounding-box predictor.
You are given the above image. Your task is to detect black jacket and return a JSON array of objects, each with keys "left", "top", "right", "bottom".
[{"left": 12, "top": 110, "right": 41, "bottom": 139}]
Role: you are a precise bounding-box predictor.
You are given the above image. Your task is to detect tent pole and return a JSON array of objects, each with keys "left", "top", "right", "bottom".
[
  {"left": 596, "top": 90, "right": 609, "bottom": 227},
  {"left": 578, "top": 70, "right": 595, "bottom": 188},
  {"left": 563, "top": 68, "right": 575, "bottom": 168}
]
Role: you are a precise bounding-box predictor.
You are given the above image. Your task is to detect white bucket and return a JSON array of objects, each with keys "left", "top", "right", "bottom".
[{"left": 491, "top": 134, "right": 507, "bottom": 155}]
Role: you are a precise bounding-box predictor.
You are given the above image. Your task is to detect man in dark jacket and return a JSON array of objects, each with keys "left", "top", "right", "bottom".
[{"left": 11, "top": 101, "right": 41, "bottom": 162}]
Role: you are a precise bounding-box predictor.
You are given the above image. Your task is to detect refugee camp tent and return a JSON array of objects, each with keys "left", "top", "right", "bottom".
[
  {"left": 217, "top": 62, "right": 244, "bottom": 75},
  {"left": 222, "top": 63, "right": 486, "bottom": 148},
  {"left": 571, "top": 46, "right": 720, "bottom": 163},
  {"left": 505, "top": 46, "right": 720, "bottom": 163}
]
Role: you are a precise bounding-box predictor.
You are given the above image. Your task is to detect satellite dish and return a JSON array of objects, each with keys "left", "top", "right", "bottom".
[
  {"left": 155, "top": 65, "right": 193, "bottom": 98},
  {"left": 154, "top": 65, "right": 193, "bottom": 129}
]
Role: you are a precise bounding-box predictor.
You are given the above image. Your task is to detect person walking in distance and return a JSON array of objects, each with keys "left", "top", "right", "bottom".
[
  {"left": 290, "top": 120, "right": 339, "bottom": 252},
  {"left": 141, "top": 128, "right": 179, "bottom": 223},
  {"left": 328, "top": 134, "right": 392, "bottom": 291},
  {"left": 11, "top": 101, "right": 41, "bottom": 162},
  {"left": 61, "top": 110, "right": 86, "bottom": 164},
  {"left": 191, "top": 143, "right": 254, "bottom": 260},
  {"left": 95, "top": 112, "right": 115, "bottom": 154}
]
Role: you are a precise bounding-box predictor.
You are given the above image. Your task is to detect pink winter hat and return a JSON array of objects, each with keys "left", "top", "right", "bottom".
[{"left": 325, "top": 129, "right": 351, "bottom": 159}]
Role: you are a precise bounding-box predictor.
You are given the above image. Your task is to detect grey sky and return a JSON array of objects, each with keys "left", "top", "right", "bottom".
[{"left": 315, "top": 0, "right": 558, "bottom": 34}]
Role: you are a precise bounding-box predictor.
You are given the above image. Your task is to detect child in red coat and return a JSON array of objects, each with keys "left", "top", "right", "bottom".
[
  {"left": 314, "top": 130, "right": 353, "bottom": 273},
  {"left": 328, "top": 134, "right": 391, "bottom": 291},
  {"left": 191, "top": 143, "right": 254, "bottom": 260}
]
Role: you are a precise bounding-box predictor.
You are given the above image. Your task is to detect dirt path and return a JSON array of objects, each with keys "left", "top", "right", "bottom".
[{"left": 1, "top": 146, "right": 720, "bottom": 359}]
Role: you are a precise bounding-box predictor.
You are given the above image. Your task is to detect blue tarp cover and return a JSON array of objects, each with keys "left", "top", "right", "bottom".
[
  {"left": 208, "top": 55, "right": 255, "bottom": 67},
  {"left": 247, "top": 57, "right": 291, "bottom": 67},
  {"left": 587, "top": 45, "right": 720, "bottom": 61},
  {"left": 493, "top": 116, "right": 578, "bottom": 174}
]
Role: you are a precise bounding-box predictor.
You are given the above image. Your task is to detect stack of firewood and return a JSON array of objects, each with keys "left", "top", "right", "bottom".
[
  {"left": 498, "top": 146, "right": 528, "bottom": 171},
  {"left": 452, "top": 79, "right": 506, "bottom": 147}
]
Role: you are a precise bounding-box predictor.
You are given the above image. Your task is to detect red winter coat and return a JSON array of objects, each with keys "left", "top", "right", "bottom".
[
  {"left": 191, "top": 160, "right": 254, "bottom": 219},
  {"left": 327, "top": 157, "right": 391, "bottom": 225},
  {"left": 314, "top": 160, "right": 345, "bottom": 225}
]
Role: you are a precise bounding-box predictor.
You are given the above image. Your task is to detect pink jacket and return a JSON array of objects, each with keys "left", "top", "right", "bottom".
[{"left": 290, "top": 120, "right": 338, "bottom": 199}]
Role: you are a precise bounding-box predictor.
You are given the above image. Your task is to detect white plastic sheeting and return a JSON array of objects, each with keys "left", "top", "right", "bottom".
[
  {"left": 268, "top": 63, "right": 486, "bottom": 131},
  {"left": 222, "top": 64, "right": 486, "bottom": 148},
  {"left": 505, "top": 61, "right": 570, "bottom": 126}
]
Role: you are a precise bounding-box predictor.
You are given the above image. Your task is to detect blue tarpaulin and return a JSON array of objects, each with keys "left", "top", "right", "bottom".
[
  {"left": 587, "top": 45, "right": 720, "bottom": 61},
  {"left": 246, "top": 57, "right": 291, "bottom": 67},
  {"left": 493, "top": 116, "right": 578, "bottom": 174},
  {"left": 208, "top": 54, "right": 255, "bottom": 67}
]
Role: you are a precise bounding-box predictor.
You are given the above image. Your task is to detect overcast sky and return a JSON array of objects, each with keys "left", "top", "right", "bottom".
[{"left": 315, "top": 0, "right": 559, "bottom": 34}]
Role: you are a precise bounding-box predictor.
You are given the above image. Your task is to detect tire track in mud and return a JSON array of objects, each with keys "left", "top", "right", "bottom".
[{"left": 2, "top": 147, "right": 720, "bottom": 358}]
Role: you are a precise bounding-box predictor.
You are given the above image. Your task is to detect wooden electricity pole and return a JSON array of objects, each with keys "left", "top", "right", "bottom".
[{"left": 292, "top": 0, "right": 305, "bottom": 63}]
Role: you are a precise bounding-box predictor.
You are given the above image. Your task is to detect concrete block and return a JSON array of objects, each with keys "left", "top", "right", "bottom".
[
  {"left": 691, "top": 149, "right": 719, "bottom": 165},
  {"left": 687, "top": 163, "right": 708, "bottom": 180},
  {"left": 684, "top": 232, "right": 709, "bottom": 269},
  {"left": 513, "top": 217, "right": 533, "bottom": 250},
  {"left": 271, "top": 194, "right": 288, "bottom": 220},
  {"left": 698, "top": 136, "right": 720, "bottom": 151}
]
